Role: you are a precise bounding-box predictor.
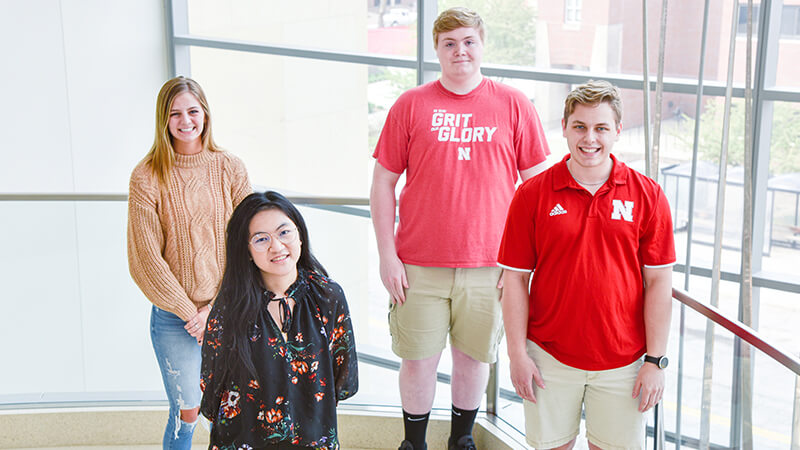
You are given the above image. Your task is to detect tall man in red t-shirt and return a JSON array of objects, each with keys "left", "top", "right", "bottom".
[
  {"left": 371, "top": 7, "right": 550, "bottom": 450},
  {"left": 498, "top": 80, "right": 675, "bottom": 450}
]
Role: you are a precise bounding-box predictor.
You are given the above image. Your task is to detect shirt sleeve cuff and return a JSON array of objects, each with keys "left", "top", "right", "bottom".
[
  {"left": 643, "top": 261, "right": 676, "bottom": 269},
  {"left": 497, "top": 262, "right": 532, "bottom": 273}
]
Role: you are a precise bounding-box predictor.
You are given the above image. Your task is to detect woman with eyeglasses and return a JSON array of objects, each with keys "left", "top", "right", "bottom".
[
  {"left": 127, "top": 76, "right": 251, "bottom": 450},
  {"left": 200, "top": 191, "right": 358, "bottom": 450}
]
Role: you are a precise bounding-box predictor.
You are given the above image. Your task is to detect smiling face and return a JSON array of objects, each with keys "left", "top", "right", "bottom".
[
  {"left": 167, "top": 91, "right": 205, "bottom": 154},
  {"left": 562, "top": 102, "right": 622, "bottom": 176},
  {"left": 248, "top": 208, "right": 302, "bottom": 294},
  {"left": 435, "top": 27, "right": 483, "bottom": 89}
]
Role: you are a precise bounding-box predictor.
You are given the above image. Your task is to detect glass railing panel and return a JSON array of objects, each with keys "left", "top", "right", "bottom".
[
  {"left": 0, "top": 200, "right": 164, "bottom": 403},
  {"left": 755, "top": 285, "right": 800, "bottom": 363},
  {"left": 75, "top": 201, "right": 164, "bottom": 392},
  {"left": 6, "top": 196, "right": 799, "bottom": 449},
  {"left": 749, "top": 348, "right": 797, "bottom": 448},
  {"left": 667, "top": 294, "right": 735, "bottom": 448},
  {"left": 2, "top": 198, "right": 440, "bottom": 412},
  {"left": 493, "top": 343, "right": 525, "bottom": 433},
  {"left": 2, "top": 201, "right": 86, "bottom": 395},
  {"left": 297, "top": 203, "right": 458, "bottom": 411},
  {"left": 670, "top": 287, "right": 800, "bottom": 449},
  {"left": 347, "top": 359, "right": 454, "bottom": 411}
]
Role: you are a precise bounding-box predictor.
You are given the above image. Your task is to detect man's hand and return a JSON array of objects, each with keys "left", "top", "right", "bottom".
[
  {"left": 633, "top": 362, "right": 665, "bottom": 412},
  {"left": 370, "top": 162, "right": 407, "bottom": 304},
  {"left": 509, "top": 351, "right": 546, "bottom": 403},
  {"left": 379, "top": 254, "right": 408, "bottom": 304}
]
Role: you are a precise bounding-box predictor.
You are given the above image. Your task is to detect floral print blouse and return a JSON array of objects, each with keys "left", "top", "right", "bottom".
[{"left": 200, "top": 270, "right": 358, "bottom": 449}]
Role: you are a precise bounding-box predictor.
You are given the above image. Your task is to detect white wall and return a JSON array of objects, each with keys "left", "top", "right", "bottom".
[
  {"left": 0, "top": 0, "right": 169, "bottom": 193},
  {"left": 0, "top": 0, "right": 169, "bottom": 398}
]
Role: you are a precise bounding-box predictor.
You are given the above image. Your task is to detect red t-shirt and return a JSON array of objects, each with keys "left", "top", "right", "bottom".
[
  {"left": 498, "top": 155, "right": 676, "bottom": 370},
  {"left": 373, "top": 79, "right": 550, "bottom": 267}
]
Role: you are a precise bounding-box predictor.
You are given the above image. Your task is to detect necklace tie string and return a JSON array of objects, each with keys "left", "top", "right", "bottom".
[{"left": 269, "top": 295, "right": 292, "bottom": 333}]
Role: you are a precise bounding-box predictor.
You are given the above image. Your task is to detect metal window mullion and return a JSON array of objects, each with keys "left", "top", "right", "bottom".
[
  {"left": 642, "top": 0, "right": 652, "bottom": 177},
  {"left": 651, "top": 0, "right": 669, "bottom": 184},
  {"left": 647, "top": 2, "right": 669, "bottom": 448},
  {"left": 749, "top": 0, "right": 787, "bottom": 447},
  {"left": 732, "top": 0, "right": 770, "bottom": 445},
  {"left": 679, "top": 1, "right": 712, "bottom": 448},
  {"left": 166, "top": 0, "right": 191, "bottom": 77},
  {"left": 749, "top": 0, "right": 782, "bottom": 295},
  {"left": 793, "top": 367, "right": 800, "bottom": 449},
  {"left": 173, "top": 35, "right": 417, "bottom": 69},
  {"left": 417, "top": 0, "right": 438, "bottom": 86},
  {"left": 701, "top": 3, "right": 740, "bottom": 448}
]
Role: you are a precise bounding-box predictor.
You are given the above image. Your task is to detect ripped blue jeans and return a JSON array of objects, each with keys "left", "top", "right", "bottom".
[{"left": 151, "top": 305, "right": 202, "bottom": 450}]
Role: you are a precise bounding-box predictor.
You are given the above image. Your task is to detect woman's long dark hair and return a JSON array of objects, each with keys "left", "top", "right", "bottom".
[{"left": 213, "top": 190, "right": 327, "bottom": 381}]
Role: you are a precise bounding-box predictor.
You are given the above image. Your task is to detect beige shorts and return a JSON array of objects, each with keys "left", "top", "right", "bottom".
[
  {"left": 388, "top": 264, "right": 503, "bottom": 363},
  {"left": 524, "top": 340, "right": 646, "bottom": 450}
]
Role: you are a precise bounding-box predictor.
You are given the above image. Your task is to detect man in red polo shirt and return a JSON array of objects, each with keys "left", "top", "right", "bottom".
[{"left": 498, "top": 80, "right": 675, "bottom": 450}]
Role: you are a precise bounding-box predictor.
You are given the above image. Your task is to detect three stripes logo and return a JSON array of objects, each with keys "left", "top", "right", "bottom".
[{"left": 549, "top": 203, "right": 567, "bottom": 216}]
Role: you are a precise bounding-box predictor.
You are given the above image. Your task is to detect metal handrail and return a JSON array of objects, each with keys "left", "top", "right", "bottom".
[{"left": 672, "top": 287, "right": 800, "bottom": 375}]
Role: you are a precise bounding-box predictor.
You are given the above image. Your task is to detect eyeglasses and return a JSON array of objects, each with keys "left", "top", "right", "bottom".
[{"left": 249, "top": 227, "right": 299, "bottom": 252}]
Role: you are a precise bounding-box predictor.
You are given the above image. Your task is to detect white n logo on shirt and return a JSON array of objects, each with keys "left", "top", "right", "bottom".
[
  {"left": 611, "top": 199, "right": 634, "bottom": 222},
  {"left": 458, "top": 147, "right": 471, "bottom": 160}
]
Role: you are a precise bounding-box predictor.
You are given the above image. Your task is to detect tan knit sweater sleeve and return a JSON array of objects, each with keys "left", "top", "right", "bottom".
[
  {"left": 127, "top": 162, "right": 198, "bottom": 321},
  {"left": 226, "top": 152, "right": 253, "bottom": 207}
]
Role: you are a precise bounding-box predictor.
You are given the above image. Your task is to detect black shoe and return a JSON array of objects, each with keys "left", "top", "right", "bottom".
[
  {"left": 448, "top": 434, "right": 476, "bottom": 450},
  {"left": 398, "top": 439, "right": 427, "bottom": 450}
]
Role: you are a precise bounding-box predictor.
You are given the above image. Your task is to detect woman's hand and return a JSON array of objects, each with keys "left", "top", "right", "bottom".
[{"left": 185, "top": 305, "right": 211, "bottom": 345}]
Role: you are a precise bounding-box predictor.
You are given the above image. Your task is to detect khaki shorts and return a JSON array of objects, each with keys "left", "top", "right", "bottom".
[
  {"left": 523, "top": 340, "right": 646, "bottom": 450},
  {"left": 388, "top": 264, "right": 503, "bottom": 363}
]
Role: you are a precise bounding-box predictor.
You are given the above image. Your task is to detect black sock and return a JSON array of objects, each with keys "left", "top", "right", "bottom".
[
  {"left": 402, "top": 409, "right": 430, "bottom": 449},
  {"left": 450, "top": 405, "right": 478, "bottom": 440}
]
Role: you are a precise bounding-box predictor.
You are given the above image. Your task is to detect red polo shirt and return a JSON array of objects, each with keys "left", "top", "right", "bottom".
[{"left": 498, "top": 154, "right": 676, "bottom": 370}]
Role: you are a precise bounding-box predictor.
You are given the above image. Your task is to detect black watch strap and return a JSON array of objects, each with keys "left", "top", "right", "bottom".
[{"left": 644, "top": 354, "right": 669, "bottom": 369}]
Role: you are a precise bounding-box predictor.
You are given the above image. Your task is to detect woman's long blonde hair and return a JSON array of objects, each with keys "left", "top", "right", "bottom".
[{"left": 145, "top": 76, "right": 222, "bottom": 185}]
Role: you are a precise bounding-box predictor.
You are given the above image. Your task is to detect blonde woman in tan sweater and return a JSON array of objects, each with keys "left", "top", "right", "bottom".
[{"left": 127, "top": 76, "right": 251, "bottom": 450}]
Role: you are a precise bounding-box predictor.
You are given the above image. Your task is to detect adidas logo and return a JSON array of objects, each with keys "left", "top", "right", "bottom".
[{"left": 549, "top": 203, "right": 567, "bottom": 216}]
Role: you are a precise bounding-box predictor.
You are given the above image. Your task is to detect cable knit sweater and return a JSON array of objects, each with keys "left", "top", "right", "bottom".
[{"left": 127, "top": 149, "right": 251, "bottom": 321}]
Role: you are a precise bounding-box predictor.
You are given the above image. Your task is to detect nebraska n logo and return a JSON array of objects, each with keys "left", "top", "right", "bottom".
[{"left": 611, "top": 200, "right": 634, "bottom": 222}]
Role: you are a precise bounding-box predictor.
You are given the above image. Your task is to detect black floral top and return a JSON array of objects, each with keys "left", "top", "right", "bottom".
[{"left": 200, "top": 271, "right": 358, "bottom": 449}]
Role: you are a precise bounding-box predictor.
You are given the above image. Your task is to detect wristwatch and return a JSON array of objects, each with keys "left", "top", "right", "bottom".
[{"left": 644, "top": 354, "right": 669, "bottom": 369}]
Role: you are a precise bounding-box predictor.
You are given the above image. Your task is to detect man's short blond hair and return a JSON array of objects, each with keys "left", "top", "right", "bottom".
[
  {"left": 432, "top": 7, "right": 486, "bottom": 47},
  {"left": 563, "top": 80, "right": 623, "bottom": 125}
]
